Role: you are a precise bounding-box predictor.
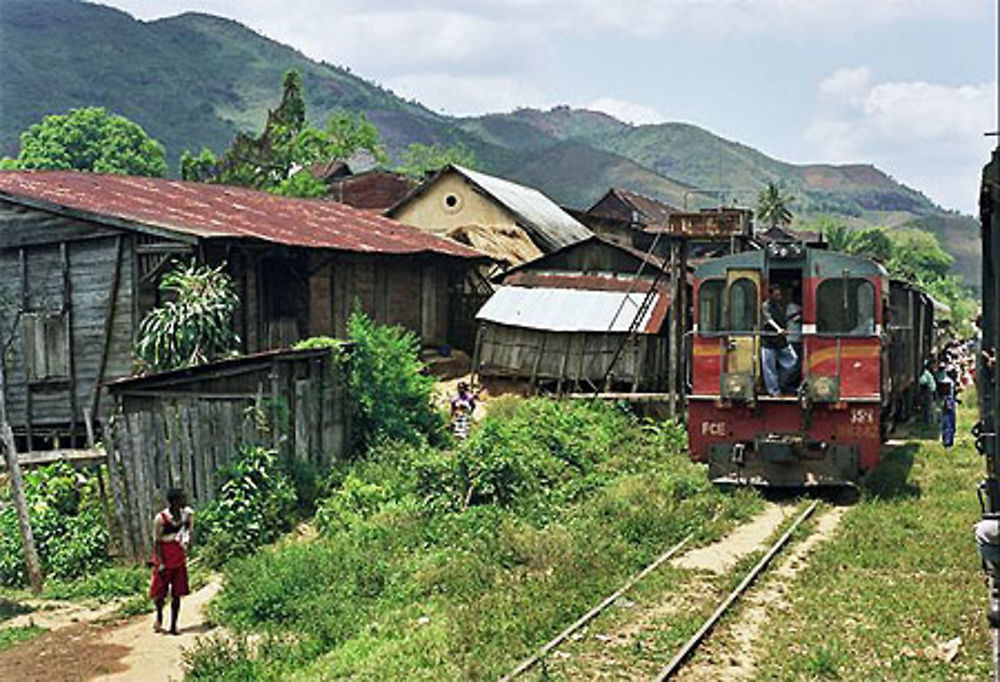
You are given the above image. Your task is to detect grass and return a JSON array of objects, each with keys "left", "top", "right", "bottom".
[
  {"left": 536, "top": 498, "right": 818, "bottom": 679},
  {"left": 183, "top": 398, "right": 763, "bottom": 680},
  {"left": 0, "top": 625, "right": 45, "bottom": 652},
  {"left": 755, "top": 400, "right": 991, "bottom": 679},
  {"left": 41, "top": 565, "right": 148, "bottom": 603}
]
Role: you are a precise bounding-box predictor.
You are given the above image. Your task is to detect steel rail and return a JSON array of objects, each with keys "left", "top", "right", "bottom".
[
  {"left": 653, "top": 500, "right": 820, "bottom": 681},
  {"left": 501, "top": 531, "right": 695, "bottom": 681}
]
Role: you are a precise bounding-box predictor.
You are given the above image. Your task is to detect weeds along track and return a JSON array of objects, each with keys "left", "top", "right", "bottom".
[{"left": 501, "top": 500, "right": 820, "bottom": 681}]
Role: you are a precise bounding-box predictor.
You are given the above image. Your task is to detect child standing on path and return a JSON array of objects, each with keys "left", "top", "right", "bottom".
[{"left": 150, "top": 488, "right": 193, "bottom": 635}]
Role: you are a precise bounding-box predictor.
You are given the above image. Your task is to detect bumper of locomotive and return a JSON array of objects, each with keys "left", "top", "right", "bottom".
[
  {"left": 689, "top": 398, "right": 880, "bottom": 487},
  {"left": 706, "top": 437, "right": 859, "bottom": 487}
]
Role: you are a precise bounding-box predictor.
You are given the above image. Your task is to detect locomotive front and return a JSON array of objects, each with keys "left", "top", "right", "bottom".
[{"left": 688, "top": 243, "right": 889, "bottom": 486}]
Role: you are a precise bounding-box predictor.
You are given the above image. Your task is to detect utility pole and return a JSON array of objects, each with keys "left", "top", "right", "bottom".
[{"left": 0, "top": 342, "right": 43, "bottom": 594}]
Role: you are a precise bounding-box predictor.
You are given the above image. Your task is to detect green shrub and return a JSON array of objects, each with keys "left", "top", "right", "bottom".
[
  {"left": 345, "top": 308, "right": 443, "bottom": 452},
  {"left": 0, "top": 462, "right": 109, "bottom": 586},
  {"left": 196, "top": 446, "right": 296, "bottom": 568},
  {"left": 193, "top": 397, "right": 760, "bottom": 679},
  {"left": 134, "top": 261, "right": 240, "bottom": 372}
]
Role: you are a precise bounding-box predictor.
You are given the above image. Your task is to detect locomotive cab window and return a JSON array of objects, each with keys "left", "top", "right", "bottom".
[
  {"left": 727, "top": 277, "right": 758, "bottom": 332},
  {"left": 697, "top": 279, "right": 725, "bottom": 332},
  {"left": 817, "top": 278, "right": 876, "bottom": 335}
]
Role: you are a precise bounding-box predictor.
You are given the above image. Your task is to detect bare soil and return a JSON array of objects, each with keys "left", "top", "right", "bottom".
[
  {"left": 0, "top": 623, "right": 129, "bottom": 681},
  {"left": 670, "top": 504, "right": 793, "bottom": 574},
  {"left": 0, "top": 576, "right": 221, "bottom": 682}
]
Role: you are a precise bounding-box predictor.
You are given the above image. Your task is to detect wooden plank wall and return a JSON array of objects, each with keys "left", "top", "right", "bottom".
[
  {"left": 0, "top": 201, "right": 134, "bottom": 443},
  {"left": 475, "top": 323, "right": 670, "bottom": 392},
  {"left": 104, "top": 353, "right": 351, "bottom": 560}
]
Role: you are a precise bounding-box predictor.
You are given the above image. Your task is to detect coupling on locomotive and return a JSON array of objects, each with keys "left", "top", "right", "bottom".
[{"left": 688, "top": 240, "right": 938, "bottom": 487}]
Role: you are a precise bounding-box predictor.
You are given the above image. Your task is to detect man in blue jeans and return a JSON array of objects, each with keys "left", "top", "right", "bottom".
[{"left": 761, "top": 284, "right": 798, "bottom": 396}]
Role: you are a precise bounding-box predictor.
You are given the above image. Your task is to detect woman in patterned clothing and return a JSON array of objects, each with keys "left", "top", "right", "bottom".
[
  {"left": 150, "top": 487, "right": 193, "bottom": 635},
  {"left": 450, "top": 381, "right": 477, "bottom": 440}
]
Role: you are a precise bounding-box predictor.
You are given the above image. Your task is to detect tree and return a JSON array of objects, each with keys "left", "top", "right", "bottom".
[
  {"left": 821, "top": 221, "right": 975, "bottom": 334},
  {"left": 756, "top": 181, "right": 794, "bottom": 229},
  {"left": 395, "top": 142, "right": 478, "bottom": 179},
  {"left": 1, "top": 107, "right": 167, "bottom": 177},
  {"left": 181, "top": 70, "right": 387, "bottom": 198},
  {"left": 134, "top": 262, "right": 240, "bottom": 372}
]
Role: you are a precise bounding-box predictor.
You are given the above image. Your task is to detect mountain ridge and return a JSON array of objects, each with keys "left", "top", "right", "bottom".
[{"left": 0, "top": 0, "right": 979, "bottom": 283}]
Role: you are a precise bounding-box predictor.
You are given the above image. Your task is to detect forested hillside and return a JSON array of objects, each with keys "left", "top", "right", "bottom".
[{"left": 0, "top": 0, "right": 980, "bottom": 282}]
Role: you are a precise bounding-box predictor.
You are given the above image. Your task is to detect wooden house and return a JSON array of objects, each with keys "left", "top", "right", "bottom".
[
  {"left": 314, "top": 164, "right": 417, "bottom": 211},
  {"left": 473, "top": 236, "right": 682, "bottom": 393},
  {"left": 0, "top": 170, "right": 487, "bottom": 450},
  {"left": 578, "top": 188, "right": 682, "bottom": 250},
  {"left": 386, "top": 164, "right": 591, "bottom": 257}
]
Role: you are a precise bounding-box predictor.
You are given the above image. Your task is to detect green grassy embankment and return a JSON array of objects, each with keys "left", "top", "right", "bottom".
[
  {"left": 755, "top": 401, "right": 991, "bottom": 679},
  {"left": 182, "top": 397, "right": 762, "bottom": 680}
]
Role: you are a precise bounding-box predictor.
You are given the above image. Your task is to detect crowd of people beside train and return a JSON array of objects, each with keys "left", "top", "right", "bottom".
[{"left": 919, "top": 328, "right": 980, "bottom": 448}]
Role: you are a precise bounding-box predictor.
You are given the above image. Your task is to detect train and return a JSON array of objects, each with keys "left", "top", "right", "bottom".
[{"left": 687, "top": 240, "right": 940, "bottom": 486}]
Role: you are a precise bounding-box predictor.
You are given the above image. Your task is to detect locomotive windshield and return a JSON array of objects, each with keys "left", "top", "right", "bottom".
[
  {"left": 728, "top": 277, "right": 758, "bottom": 331},
  {"left": 816, "top": 277, "right": 876, "bottom": 335},
  {"left": 698, "top": 279, "right": 725, "bottom": 332}
]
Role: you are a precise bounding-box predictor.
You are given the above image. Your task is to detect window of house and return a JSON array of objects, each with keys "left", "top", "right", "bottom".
[
  {"left": 727, "top": 278, "right": 758, "bottom": 332},
  {"left": 816, "top": 278, "right": 876, "bottom": 334},
  {"left": 21, "top": 311, "right": 69, "bottom": 381},
  {"left": 442, "top": 193, "right": 463, "bottom": 214},
  {"left": 697, "top": 279, "right": 724, "bottom": 332}
]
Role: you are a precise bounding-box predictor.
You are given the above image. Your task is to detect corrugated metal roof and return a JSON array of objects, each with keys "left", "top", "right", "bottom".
[
  {"left": 0, "top": 170, "right": 486, "bottom": 259},
  {"left": 614, "top": 188, "right": 680, "bottom": 227},
  {"left": 451, "top": 165, "right": 590, "bottom": 250},
  {"left": 476, "top": 285, "right": 665, "bottom": 333}
]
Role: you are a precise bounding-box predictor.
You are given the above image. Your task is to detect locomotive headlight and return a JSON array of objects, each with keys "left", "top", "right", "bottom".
[
  {"left": 722, "top": 373, "right": 753, "bottom": 400},
  {"left": 808, "top": 376, "right": 840, "bottom": 403}
]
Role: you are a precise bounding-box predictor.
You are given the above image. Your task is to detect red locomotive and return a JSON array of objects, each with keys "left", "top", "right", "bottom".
[{"left": 688, "top": 241, "right": 937, "bottom": 486}]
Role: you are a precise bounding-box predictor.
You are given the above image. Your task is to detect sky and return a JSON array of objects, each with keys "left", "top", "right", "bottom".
[{"left": 99, "top": 0, "right": 997, "bottom": 215}]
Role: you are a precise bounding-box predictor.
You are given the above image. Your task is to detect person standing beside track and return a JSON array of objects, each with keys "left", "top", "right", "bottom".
[{"left": 761, "top": 283, "right": 798, "bottom": 396}]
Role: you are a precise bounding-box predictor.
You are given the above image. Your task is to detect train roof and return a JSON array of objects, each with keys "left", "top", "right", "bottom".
[{"left": 694, "top": 246, "right": 889, "bottom": 280}]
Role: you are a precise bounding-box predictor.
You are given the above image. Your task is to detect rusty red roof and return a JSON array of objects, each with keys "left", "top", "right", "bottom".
[{"left": 0, "top": 170, "right": 486, "bottom": 259}]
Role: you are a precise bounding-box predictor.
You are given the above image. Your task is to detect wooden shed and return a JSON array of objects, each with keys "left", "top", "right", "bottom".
[
  {"left": 103, "top": 346, "right": 349, "bottom": 560},
  {"left": 473, "top": 237, "right": 680, "bottom": 393},
  {"left": 0, "top": 170, "right": 487, "bottom": 451}
]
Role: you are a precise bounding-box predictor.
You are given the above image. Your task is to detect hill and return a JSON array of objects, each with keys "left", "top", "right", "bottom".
[{"left": 0, "top": 0, "right": 981, "bottom": 284}]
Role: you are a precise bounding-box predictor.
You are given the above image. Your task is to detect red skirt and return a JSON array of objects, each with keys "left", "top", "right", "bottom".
[{"left": 149, "top": 541, "right": 189, "bottom": 599}]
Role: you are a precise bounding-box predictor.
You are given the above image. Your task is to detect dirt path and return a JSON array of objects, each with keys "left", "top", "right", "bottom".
[
  {"left": 676, "top": 506, "right": 846, "bottom": 681},
  {"left": 671, "top": 503, "right": 793, "bottom": 574},
  {"left": 0, "top": 576, "right": 222, "bottom": 682},
  {"left": 92, "top": 576, "right": 222, "bottom": 682}
]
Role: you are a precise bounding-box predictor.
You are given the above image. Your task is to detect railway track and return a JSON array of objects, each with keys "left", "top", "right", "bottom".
[{"left": 502, "top": 500, "right": 820, "bottom": 681}]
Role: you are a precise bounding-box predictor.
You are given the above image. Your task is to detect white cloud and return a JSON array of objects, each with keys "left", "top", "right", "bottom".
[
  {"left": 806, "top": 67, "right": 996, "bottom": 213},
  {"left": 103, "top": 1, "right": 986, "bottom": 123},
  {"left": 586, "top": 97, "right": 664, "bottom": 125}
]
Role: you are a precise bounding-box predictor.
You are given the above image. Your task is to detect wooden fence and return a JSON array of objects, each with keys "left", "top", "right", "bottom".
[{"left": 103, "top": 347, "right": 351, "bottom": 560}]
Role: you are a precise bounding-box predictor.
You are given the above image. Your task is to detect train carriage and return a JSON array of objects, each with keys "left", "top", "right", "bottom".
[{"left": 688, "top": 241, "right": 934, "bottom": 486}]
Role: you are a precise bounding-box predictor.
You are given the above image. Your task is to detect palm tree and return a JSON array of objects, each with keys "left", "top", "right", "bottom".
[
  {"left": 823, "top": 223, "right": 861, "bottom": 253},
  {"left": 756, "top": 181, "right": 794, "bottom": 229}
]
